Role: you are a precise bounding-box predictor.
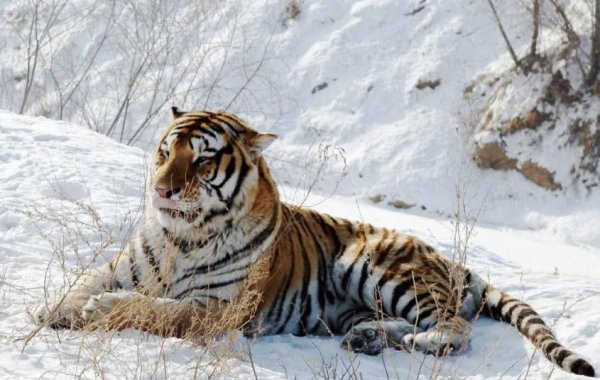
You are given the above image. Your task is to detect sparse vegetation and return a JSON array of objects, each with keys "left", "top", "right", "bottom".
[
  {"left": 470, "top": 1, "right": 600, "bottom": 192},
  {"left": 1, "top": 0, "right": 277, "bottom": 146},
  {"left": 415, "top": 78, "right": 441, "bottom": 90},
  {"left": 281, "top": 0, "right": 301, "bottom": 27}
]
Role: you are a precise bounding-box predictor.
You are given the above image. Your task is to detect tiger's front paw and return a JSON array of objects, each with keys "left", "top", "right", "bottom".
[
  {"left": 31, "top": 299, "right": 83, "bottom": 329},
  {"left": 82, "top": 293, "right": 119, "bottom": 323},
  {"left": 341, "top": 326, "right": 383, "bottom": 356}
]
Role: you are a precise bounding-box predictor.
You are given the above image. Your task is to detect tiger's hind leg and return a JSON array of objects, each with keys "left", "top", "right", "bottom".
[
  {"left": 403, "top": 316, "right": 472, "bottom": 356},
  {"left": 341, "top": 315, "right": 472, "bottom": 356},
  {"left": 341, "top": 317, "right": 423, "bottom": 355}
]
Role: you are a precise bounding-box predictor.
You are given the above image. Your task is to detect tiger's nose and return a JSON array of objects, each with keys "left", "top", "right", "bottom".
[{"left": 155, "top": 187, "right": 181, "bottom": 199}]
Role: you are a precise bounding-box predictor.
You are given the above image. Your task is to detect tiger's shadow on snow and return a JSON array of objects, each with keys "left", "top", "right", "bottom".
[{"left": 244, "top": 320, "right": 533, "bottom": 378}]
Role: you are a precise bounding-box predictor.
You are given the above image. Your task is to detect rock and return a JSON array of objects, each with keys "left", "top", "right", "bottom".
[
  {"left": 518, "top": 160, "right": 562, "bottom": 191},
  {"left": 311, "top": 82, "right": 328, "bottom": 94},
  {"left": 368, "top": 194, "right": 385, "bottom": 203},
  {"left": 388, "top": 200, "right": 414, "bottom": 209},
  {"left": 415, "top": 78, "right": 441, "bottom": 90},
  {"left": 543, "top": 71, "right": 582, "bottom": 105},
  {"left": 505, "top": 108, "right": 550, "bottom": 134},
  {"left": 473, "top": 142, "right": 517, "bottom": 170}
]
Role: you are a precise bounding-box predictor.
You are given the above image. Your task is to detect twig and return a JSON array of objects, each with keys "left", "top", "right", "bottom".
[{"left": 487, "top": 0, "right": 521, "bottom": 69}]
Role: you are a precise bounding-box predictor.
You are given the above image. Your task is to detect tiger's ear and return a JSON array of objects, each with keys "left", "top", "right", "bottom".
[
  {"left": 246, "top": 133, "right": 277, "bottom": 156},
  {"left": 170, "top": 106, "right": 185, "bottom": 120}
]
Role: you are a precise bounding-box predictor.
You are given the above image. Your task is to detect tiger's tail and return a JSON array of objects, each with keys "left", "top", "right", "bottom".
[{"left": 473, "top": 277, "right": 595, "bottom": 377}]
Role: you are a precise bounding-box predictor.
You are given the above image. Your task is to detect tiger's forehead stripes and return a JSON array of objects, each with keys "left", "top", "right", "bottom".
[
  {"left": 171, "top": 111, "right": 254, "bottom": 139},
  {"left": 174, "top": 121, "right": 220, "bottom": 138},
  {"left": 165, "top": 118, "right": 228, "bottom": 146},
  {"left": 161, "top": 112, "right": 260, "bottom": 167}
]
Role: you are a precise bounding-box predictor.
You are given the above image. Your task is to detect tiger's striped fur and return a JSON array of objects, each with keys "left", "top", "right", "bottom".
[{"left": 33, "top": 108, "right": 595, "bottom": 377}]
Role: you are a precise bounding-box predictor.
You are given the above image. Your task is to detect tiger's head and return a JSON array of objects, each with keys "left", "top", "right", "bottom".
[{"left": 151, "top": 107, "right": 279, "bottom": 233}]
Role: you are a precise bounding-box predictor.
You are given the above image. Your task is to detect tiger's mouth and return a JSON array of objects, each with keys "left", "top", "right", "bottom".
[
  {"left": 152, "top": 194, "right": 178, "bottom": 210},
  {"left": 152, "top": 193, "right": 201, "bottom": 220}
]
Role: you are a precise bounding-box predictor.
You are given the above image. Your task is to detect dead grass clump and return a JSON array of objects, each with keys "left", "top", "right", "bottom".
[
  {"left": 504, "top": 109, "right": 551, "bottom": 135},
  {"left": 543, "top": 71, "right": 583, "bottom": 105},
  {"left": 416, "top": 78, "right": 441, "bottom": 90},
  {"left": 20, "top": 193, "right": 141, "bottom": 346},
  {"left": 519, "top": 160, "right": 562, "bottom": 191},
  {"left": 83, "top": 244, "right": 274, "bottom": 377},
  {"left": 281, "top": 0, "right": 301, "bottom": 27},
  {"left": 473, "top": 142, "right": 517, "bottom": 170},
  {"left": 387, "top": 199, "right": 414, "bottom": 209}
]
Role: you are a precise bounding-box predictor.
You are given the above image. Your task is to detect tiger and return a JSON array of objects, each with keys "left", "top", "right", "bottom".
[{"left": 32, "top": 107, "right": 595, "bottom": 377}]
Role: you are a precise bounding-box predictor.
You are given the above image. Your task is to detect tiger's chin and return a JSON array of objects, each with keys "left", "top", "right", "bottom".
[
  {"left": 154, "top": 208, "right": 200, "bottom": 235},
  {"left": 157, "top": 207, "right": 201, "bottom": 221}
]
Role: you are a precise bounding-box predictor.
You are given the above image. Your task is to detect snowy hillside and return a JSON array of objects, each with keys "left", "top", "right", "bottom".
[
  {"left": 0, "top": 113, "right": 598, "bottom": 379},
  {"left": 3, "top": 0, "right": 600, "bottom": 242}
]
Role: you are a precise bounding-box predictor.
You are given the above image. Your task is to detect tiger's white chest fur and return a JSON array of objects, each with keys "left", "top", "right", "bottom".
[{"left": 134, "top": 207, "right": 276, "bottom": 307}]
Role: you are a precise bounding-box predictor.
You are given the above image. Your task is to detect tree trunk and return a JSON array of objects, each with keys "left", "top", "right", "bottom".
[
  {"left": 587, "top": 0, "right": 600, "bottom": 85},
  {"left": 530, "top": 0, "right": 540, "bottom": 57}
]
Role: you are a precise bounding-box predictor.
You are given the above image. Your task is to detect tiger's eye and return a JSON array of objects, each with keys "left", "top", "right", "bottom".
[{"left": 194, "top": 157, "right": 210, "bottom": 167}]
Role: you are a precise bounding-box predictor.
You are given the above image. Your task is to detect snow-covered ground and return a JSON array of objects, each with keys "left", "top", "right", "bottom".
[
  {"left": 3, "top": 0, "right": 600, "bottom": 242},
  {"left": 0, "top": 112, "right": 598, "bottom": 379}
]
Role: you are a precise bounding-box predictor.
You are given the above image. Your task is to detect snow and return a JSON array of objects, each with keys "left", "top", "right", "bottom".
[
  {"left": 1, "top": 0, "right": 599, "bottom": 378},
  {"left": 0, "top": 112, "right": 598, "bottom": 379}
]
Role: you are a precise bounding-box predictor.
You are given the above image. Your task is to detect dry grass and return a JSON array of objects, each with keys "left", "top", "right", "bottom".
[
  {"left": 15, "top": 170, "right": 279, "bottom": 379},
  {"left": 328, "top": 107, "right": 490, "bottom": 380},
  {"left": 281, "top": 0, "right": 301, "bottom": 27}
]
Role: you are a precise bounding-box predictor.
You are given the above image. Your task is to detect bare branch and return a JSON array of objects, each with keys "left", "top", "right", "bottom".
[
  {"left": 19, "top": 0, "right": 68, "bottom": 114},
  {"left": 486, "top": 0, "right": 521, "bottom": 69},
  {"left": 225, "top": 37, "right": 271, "bottom": 110},
  {"left": 549, "top": 0, "right": 586, "bottom": 77}
]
